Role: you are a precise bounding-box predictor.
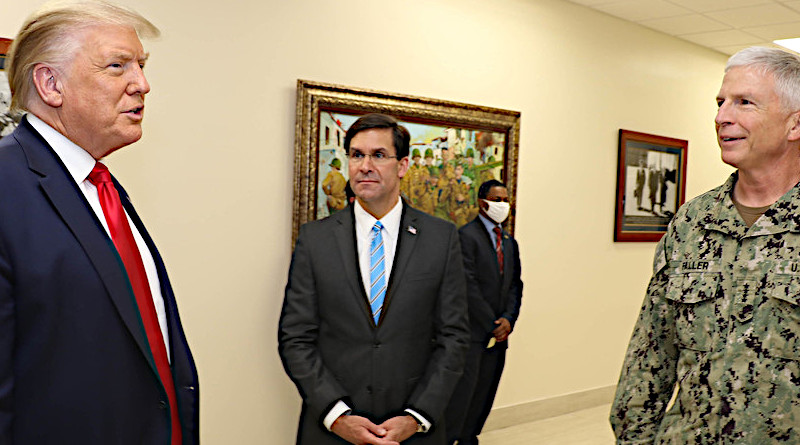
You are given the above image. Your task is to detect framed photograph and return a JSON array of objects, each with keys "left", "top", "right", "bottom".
[
  {"left": 614, "top": 129, "right": 688, "bottom": 242},
  {"left": 293, "top": 80, "right": 521, "bottom": 244},
  {"left": 0, "top": 38, "right": 21, "bottom": 139}
]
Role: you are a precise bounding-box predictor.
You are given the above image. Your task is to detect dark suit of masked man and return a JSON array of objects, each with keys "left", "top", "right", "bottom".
[{"left": 445, "top": 179, "right": 523, "bottom": 445}]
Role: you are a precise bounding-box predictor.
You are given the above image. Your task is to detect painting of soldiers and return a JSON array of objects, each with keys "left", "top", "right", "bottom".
[{"left": 317, "top": 111, "right": 509, "bottom": 228}]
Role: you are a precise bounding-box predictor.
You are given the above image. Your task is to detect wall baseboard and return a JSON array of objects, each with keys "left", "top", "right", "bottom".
[{"left": 482, "top": 385, "right": 616, "bottom": 432}]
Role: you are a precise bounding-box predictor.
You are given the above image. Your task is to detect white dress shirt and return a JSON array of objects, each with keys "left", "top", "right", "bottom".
[
  {"left": 26, "top": 113, "right": 171, "bottom": 359},
  {"left": 354, "top": 198, "right": 402, "bottom": 299}
]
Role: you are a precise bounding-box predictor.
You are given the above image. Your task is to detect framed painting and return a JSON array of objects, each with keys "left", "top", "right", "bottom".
[
  {"left": 0, "top": 38, "right": 21, "bottom": 139},
  {"left": 614, "top": 129, "right": 688, "bottom": 242},
  {"left": 293, "top": 80, "right": 521, "bottom": 244}
]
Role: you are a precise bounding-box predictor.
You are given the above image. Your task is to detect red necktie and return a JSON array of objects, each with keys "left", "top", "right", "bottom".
[
  {"left": 88, "top": 163, "right": 182, "bottom": 445},
  {"left": 493, "top": 226, "right": 504, "bottom": 273}
]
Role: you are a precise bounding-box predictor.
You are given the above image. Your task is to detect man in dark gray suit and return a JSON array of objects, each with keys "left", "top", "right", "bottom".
[
  {"left": 279, "top": 113, "right": 470, "bottom": 444},
  {"left": 445, "top": 179, "right": 523, "bottom": 445}
]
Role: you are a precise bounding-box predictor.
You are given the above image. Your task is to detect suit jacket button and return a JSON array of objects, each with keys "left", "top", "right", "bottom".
[
  {"left": 367, "top": 385, "right": 372, "bottom": 394},
  {"left": 159, "top": 400, "right": 168, "bottom": 409}
]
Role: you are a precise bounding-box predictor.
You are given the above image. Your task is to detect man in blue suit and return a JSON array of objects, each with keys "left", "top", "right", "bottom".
[{"left": 0, "top": 2, "right": 198, "bottom": 444}]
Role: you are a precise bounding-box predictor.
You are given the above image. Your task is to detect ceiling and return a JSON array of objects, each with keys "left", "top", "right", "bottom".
[{"left": 565, "top": 0, "right": 800, "bottom": 55}]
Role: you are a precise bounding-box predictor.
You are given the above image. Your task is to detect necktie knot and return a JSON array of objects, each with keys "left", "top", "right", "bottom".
[
  {"left": 493, "top": 226, "right": 502, "bottom": 237},
  {"left": 87, "top": 162, "right": 112, "bottom": 186},
  {"left": 373, "top": 221, "right": 384, "bottom": 234}
]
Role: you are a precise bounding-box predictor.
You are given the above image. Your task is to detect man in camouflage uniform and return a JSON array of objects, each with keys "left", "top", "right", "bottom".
[{"left": 611, "top": 46, "right": 800, "bottom": 444}]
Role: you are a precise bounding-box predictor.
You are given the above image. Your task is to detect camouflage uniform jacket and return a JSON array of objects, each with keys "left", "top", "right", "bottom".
[{"left": 611, "top": 173, "right": 800, "bottom": 444}]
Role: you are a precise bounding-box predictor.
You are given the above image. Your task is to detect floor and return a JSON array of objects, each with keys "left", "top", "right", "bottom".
[{"left": 479, "top": 403, "right": 615, "bottom": 445}]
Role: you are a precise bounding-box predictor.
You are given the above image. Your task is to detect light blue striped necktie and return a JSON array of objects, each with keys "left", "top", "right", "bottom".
[{"left": 369, "top": 221, "right": 386, "bottom": 325}]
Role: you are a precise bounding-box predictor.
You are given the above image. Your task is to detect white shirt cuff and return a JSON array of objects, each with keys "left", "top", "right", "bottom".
[
  {"left": 323, "top": 400, "right": 352, "bottom": 431},
  {"left": 404, "top": 408, "right": 431, "bottom": 433}
]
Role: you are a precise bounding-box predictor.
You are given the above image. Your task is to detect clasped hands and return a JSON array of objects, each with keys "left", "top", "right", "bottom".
[{"left": 331, "top": 413, "right": 417, "bottom": 445}]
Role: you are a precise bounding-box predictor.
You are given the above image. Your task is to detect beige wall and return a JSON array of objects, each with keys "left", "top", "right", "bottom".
[{"left": 2, "top": 0, "right": 732, "bottom": 442}]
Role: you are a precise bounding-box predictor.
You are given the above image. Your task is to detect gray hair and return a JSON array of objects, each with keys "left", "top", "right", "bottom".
[
  {"left": 8, "top": 0, "right": 159, "bottom": 112},
  {"left": 726, "top": 46, "right": 800, "bottom": 111}
]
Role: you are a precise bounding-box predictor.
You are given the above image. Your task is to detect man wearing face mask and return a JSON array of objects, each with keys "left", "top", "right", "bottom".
[{"left": 445, "top": 179, "right": 523, "bottom": 445}]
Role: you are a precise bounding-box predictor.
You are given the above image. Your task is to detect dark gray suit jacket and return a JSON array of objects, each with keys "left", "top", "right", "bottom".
[{"left": 279, "top": 203, "right": 469, "bottom": 444}]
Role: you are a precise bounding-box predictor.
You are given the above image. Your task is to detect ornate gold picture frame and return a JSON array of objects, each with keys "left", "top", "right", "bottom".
[{"left": 293, "top": 80, "right": 521, "bottom": 244}]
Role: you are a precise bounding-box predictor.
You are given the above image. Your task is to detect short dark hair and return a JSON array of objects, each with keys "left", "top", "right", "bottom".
[
  {"left": 344, "top": 113, "right": 410, "bottom": 159},
  {"left": 478, "top": 179, "right": 506, "bottom": 199}
]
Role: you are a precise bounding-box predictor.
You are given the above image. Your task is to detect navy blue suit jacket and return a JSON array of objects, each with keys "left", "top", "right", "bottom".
[{"left": 0, "top": 118, "right": 199, "bottom": 444}]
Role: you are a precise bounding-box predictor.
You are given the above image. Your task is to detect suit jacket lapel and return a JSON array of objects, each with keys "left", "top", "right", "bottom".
[
  {"left": 20, "top": 122, "right": 156, "bottom": 374},
  {"left": 117, "top": 180, "right": 179, "bottom": 357},
  {"left": 474, "top": 217, "right": 502, "bottom": 277},
  {"left": 117, "top": 178, "right": 199, "bottom": 391},
  {"left": 333, "top": 207, "right": 375, "bottom": 323},
  {"left": 501, "top": 232, "right": 513, "bottom": 288},
  {"left": 382, "top": 203, "right": 418, "bottom": 319}
]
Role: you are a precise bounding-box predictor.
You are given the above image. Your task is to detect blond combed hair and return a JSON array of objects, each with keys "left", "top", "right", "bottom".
[{"left": 8, "top": 0, "right": 159, "bottom": 112}]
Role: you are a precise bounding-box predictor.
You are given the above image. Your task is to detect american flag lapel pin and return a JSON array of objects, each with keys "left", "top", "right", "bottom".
[{"left": 407, "top": 225, "right": 417, "bottom": 235}]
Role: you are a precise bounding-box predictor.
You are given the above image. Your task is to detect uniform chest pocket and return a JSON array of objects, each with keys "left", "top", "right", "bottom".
[
  {"left": 761, "top": 273, "right": 800, "bottom": 361},
  {"left": 665, "top": 272, "right": 721, "bottom": 352}
]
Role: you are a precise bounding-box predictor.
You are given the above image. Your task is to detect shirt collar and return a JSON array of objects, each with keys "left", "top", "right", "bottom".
[
  {"left": 26, "top": 113, "right": 97, "bottom": 184},
  {"left": 478, "top": 213, "right": 500, "bottom": 233},
  {"left": 354, "top": 197, "right": 403, "bottom": 239}
]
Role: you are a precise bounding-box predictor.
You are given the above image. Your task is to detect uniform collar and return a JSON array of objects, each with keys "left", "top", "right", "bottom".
[{"left": 704, "top": 172, "right": 800, "bottom": 237}]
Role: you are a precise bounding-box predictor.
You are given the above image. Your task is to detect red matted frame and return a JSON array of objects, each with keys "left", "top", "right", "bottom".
[{"left": 614, "top": 129, "right": 688, "bottom": 242}]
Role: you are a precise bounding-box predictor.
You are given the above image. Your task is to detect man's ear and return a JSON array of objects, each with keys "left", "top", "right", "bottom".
[
  {"left": 397, "top": 156, "right": 410, "bottom": 179},
  {"left": 788, "top": 110, "right": 800, "bottom": 142},
  {"left": 31, "top": 63, "right": 64, "bottom": 108}
]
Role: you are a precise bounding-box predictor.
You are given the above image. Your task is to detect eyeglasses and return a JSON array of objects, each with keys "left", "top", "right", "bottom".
[{"left": 348, "top": 151, "right": 400, "bottom": 165}]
